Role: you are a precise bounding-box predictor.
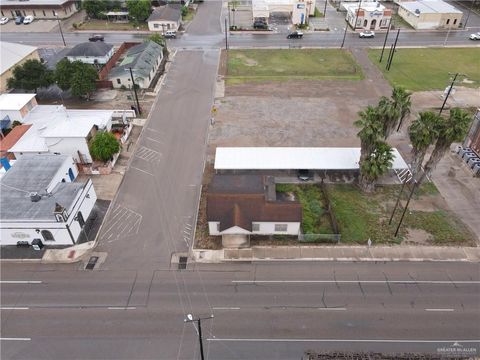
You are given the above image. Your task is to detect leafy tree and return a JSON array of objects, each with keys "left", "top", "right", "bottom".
[
  {"left": 145, "top": 33, "right": 165, "bottom": 47},
  {"left": 419, "top": 108, "right": 472, "bottom": 183},
  {"left": 408, "top": 111, "right": 441, "bottom": 177},
  {"left": 391, "top": 86, "right": 411, "bottom": 132},
  {"left": 126, "top": 0, "right": 151, "bottom": 23},
  {"left": 83, "top": 0, "right": 108, "bottom": 18},
  {"left": 377, "top": 96, "right": 400, "bottom": 139},
  {"left": 181, "top": 5, "right": 188, "bottom": 17},
  {"left": 89, "top": 132, "right": 120, "bottom": 163},
  {"left": 69, "top": 61, "right": 98, "bottom": 99},
  {"left": 359, "top": 142, "right": 394, "bottom": 193},
  {"left": 7, "top": 59, "right": 54, "bottom": 92},
  {"left": 55, "top": 58, "right": 73, "bottom": 91}
]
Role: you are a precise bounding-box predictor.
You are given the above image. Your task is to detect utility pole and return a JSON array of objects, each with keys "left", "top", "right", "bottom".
[
  {"left": 463, "top": 0, "right": 475, "bottom": 29},
  {"left": 439, "top": 73, "right": 465, "bottom": 115},
  {"left": 225, "top": 17, "right": 229, "bottom": 50},
  {"left": 389, "top": 178, "right": 408, "bottom": 225},
  {"left": 54, "top": 12, "right": 66, "bottom": 46},
  {"left": 385, "top": 43, "right": 394, "bottom": 70},
  {"left": 128, "top": 67, "right": 141, "bottom": 115},
  {"left": 185, "top": 314, "right": 214, "bottom": 360},
  {"left": 386, "top": 28, "right": 400, "bottom": 71},
  {"left": 379, "top": 20, "right": 391, "bottom": 62},
  {"left": 394, "top": 180, "right": 417, "bottom": 237},
  {"left": 341, "top": 0, "right": 362, "bottom": 48},
  {"left": 323, "top": 0, "right": 328, "bottom": 18}
]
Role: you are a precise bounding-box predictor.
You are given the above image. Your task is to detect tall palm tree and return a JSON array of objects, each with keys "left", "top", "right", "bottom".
[
  {"left": 354, "top": 105, "right": 383, "bottom": 164},
  {"left": 391, "top": 86, "right": 412, "bottom": 132},
  {"left": 359, "top": 142, "right": 394, "bottom": 192},
  {"left": 378, "top": 96, "right": 400, "bottom": 139},
  {"left": 419, "top": 108, "right": 472, "bottom": 184},
  {"left": 408, "top": 111, "right": 441, "bottom": 177}
]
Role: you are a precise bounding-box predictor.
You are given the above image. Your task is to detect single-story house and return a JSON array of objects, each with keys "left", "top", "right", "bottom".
[
  {"left": 66, "top": 42, "right": 115, "bottom": 65},
  {"left": 397, "top": 0, "right": 463, "bottom": 29},
  {"left": 0, "top": 0, "right": 80, "bottom": 19},
  {"left": 207, "top": 175, "right": 302, "bottom": 248},
  {"left": 108, "top": 40, "right": 164, "bottom": 89},
  {"left": 147, "top": 5, "right": 182, "bottom": 32},
  {"left": 0, "top": 42, "right": 40, "bottom": 93},
  {"left": 345, "top": 1, "right": 391, "bottom": 30},
  {"left": 0, "top": 93, "right": 38, "bottom": 123},
  {"left": 252, "top": 0, "right": 316, "bottom": 25},
  {"left": 0, "top": 154, "right": 97, "bottom": 246}
]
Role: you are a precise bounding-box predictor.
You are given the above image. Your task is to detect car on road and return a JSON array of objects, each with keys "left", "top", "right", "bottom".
[
  {"left": 287, "top": 30, "right": 303, "bottom": 39},
  {"left": 163, "top": 30, "right": 176, "bottom": 38},
  {"left": 469, "top": 32, "right": 480, "bottom": 40},
  {"left": 359, "top": 30, "right": 375, "bottom": 38},
  {"left": 253, "top": 20, "right": 268, "bottom": 30},
  {"left": 0, "top": 17, "right": 9, "bottom": 25},
  {"left": 15, "top": 16, "right": 24, "bottom": 25},
  {"left": 23, "top": 15, "right": 34, "bottom": 24},
  {"left": 89, "top": 34, "right": 104, "bottom": 42}
]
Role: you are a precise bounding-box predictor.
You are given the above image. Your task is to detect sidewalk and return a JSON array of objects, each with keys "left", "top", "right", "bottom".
[{"left": 193, "top": 245, "right": 480, "bottom": 263}]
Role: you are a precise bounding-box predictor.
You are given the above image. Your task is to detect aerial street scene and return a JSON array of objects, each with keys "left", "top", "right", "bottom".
[{"left": 0, "top": 0, "right": 479, "bottom": 359}]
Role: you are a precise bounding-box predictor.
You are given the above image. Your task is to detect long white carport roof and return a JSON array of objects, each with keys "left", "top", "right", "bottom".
[{"left": 214, "top": 147, "right": 409, "bottom": 170}]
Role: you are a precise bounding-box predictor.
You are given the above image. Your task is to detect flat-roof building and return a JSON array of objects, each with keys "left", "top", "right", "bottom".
[{"left": 397, "top": 0, "right": 463, "bottom": 29}]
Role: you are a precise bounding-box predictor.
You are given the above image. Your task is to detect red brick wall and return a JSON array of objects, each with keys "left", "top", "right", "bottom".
[{"left": 98, "top": 42, "right": 140, "bottom": 80}]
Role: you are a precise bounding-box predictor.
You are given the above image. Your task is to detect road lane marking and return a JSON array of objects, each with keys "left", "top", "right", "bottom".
[
  {"left": 0, "top": 281, "right": 42, "bottom": 284},
  {"left": 107, "top": 307, "right": 137, "bottom": 310},
  {"left": 0, "top": 307, "right": 29, "bottom": 310},
  {"left": 0, "top": 338, "right": 31, "bottom": 341},
  {"left": 317, "top": 307, "right": 346, "bottom": 311},
  {"left": 232, "top": 280, "right": 480, "bottom": 285},
  {"left": 212, "top": 307, "right": 241, "bottom": 310},
  {"left": 130, "top": 166, "right": 154, "bottom": 176},
  {"left": 425, "top": 308, "right": 455, "bottom": 312},
  {"left": 207, "top": 338, "right": 480, "bottom": 343}
]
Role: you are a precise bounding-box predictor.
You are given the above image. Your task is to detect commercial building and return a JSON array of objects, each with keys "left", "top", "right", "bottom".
[
  {"left": 397, "top": 0, "right": 463, "bottom": 29},
  {"left": 0, "top": 0, "right": 80, "bottom": 19},
  {"left": 0, "top": 42, "right": 40, "bottom": 93},
  {"left": 252, "top": 0, "right": 316, "bottom": 25},
  {"left": 345, "top": 1, "right": 392, "bottom": 30}
]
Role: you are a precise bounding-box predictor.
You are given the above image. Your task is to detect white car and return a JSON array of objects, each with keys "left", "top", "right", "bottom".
[
  {"left": 469, "top": 32, "right": 480, "bottom": 40},
  {"left": 23, "top": 15, "right": 34, "bottom": 24},
  {"left": 0, "top": 17, "right": 9, "bottom": 25},
  {"left": 359, "top": 30, "right": 375, "bottom": 38}
]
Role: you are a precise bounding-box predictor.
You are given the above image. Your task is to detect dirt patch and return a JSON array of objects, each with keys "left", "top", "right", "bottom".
[
  {"left": 402, "top": 228, "right": 433, "bottom": 245},
  {"left": 409, "top": 193, "right": 449, "bottom": 212}
]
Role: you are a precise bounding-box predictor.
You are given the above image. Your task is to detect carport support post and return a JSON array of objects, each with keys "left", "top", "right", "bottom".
[
  {"left": 128, "top": 67, "right": 142, "bottom": 115},
  {"left": 379, "top": 20, "right": 391, "bottom": 63},
  {"left": 394, "top": 180, "right": 417, "bottom": 237}
]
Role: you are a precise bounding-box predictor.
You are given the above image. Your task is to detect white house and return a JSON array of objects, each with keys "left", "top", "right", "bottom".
[
  {"left": 207, "top": 175, "right": 302, "bottom": 248},
  {"left": 0, "top": 154, "right": 97, "bottom": 246},
  {"left": 397, "top": 0, "right": 463, "bottom": 29},
  {"left": 0, "top": 93, "right": 38, "bottom": 123},
  {"left": 147, "top": 5, "right": 182, "bottom": 32},
  {"left": 252, "top": 0, "right": 316, "bottom": 25},
  {"left": 344, "top": 1, "right": 392, "bottom": 30},
  {"left": 66, "top": 42, "right": 115, "bottom": 65}
]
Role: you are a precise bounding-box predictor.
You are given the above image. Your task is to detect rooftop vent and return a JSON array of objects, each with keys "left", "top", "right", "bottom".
[
  {"left": 30, "top": 192, "right": 41, "bottom": 202},
  {"left": 415, "top": 8, "right": 421, "bottom": 14}
]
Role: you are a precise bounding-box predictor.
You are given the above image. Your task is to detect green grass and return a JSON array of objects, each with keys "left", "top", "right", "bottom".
[
  {"left": 182, "top": 8, "right": 195, "bottom": 21},
  {"left": 227, "top": 49, "right": 364, "bottom": 84},
  {"left": 78, "top": 19, "right": 148, "bottom": 31},
  {"left": 313, "top": 7, "right": 324, "bottom": 17},
  {"left": 368, "top": 48, "right": 480, "bottom": 91},
  {"left": 276, "top": 184, "right": 334, "bottom": 234}
]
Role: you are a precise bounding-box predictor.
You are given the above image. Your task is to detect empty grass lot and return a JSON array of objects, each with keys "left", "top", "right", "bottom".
[
  {"left": 368, "top": 48, "right": 480, "bottom": 91},
  {"left": 227, "top": 49, "right": 364, "bottom": 84}
]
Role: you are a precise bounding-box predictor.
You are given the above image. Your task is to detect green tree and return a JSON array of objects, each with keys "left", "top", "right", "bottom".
[
  {"left": 55, "top": 58, "right": 73, "bottom": 91},
  {"left": 408, "top": 111, "right": 441, "bottom": 177},
  {"left": 359, "top": 142, "right": 394, "bottom": 193},
  {"left": 145, "top": 33, "right": 165, "bottom": 47},
  {"left": 419, "top": 108, "right": 472, "bottom": 184},
  {"left": 83, "top": 0, "right": 108, "bottom": 18},
  {"left": 126, "top": 0, "right": 151, "bottom": 23},
  {"left": 377, "top": 96, "right": 400, "bottom": 139},
  {"left": 391, "top": 86, "right": 412, "bottom": 132},
  {"left": 89, "top": 132, "right": 121, "bottom": 163},
  {"left": 69, "top": 61, "right": 98, "bottom": 99},
  {"left": 181, "top": 5, "right": 188, "bottom": 17},
  {"left": 7, "top": 59, "right": 54, "bottom": 92}
]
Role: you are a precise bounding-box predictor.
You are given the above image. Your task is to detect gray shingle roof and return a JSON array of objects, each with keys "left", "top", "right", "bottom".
[
  {"left": 66, "top": 42, "right": 113, "bottom": 58},
  {"left": 147, "top": 5, "right": 182, "bottom": 22},
  {"left": 109, "top": 40, "right": 163, "bottom": 79}
]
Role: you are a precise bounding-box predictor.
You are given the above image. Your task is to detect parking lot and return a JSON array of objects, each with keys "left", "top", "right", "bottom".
[{"left": 0, "top": 19, "right": 58, "bottom": 32}]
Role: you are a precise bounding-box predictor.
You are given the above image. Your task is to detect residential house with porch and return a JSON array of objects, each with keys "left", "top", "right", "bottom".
[
  {"left": 66, "top": 42, "right": 115, "bottom": 65},
  {"left": 147, "top": 4, "right": 182, "bottom": 32}
]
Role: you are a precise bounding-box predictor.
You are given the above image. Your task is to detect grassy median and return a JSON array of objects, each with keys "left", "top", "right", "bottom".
[{"left": 227, "top": 49, "right": 364, "bottom": 84}]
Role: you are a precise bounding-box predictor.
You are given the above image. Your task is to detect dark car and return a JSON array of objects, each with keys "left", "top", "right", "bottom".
[
  {"left": 89, "top": 34, "right": 104, "bottom": 42},
  {"left": 15, "top": 16, "right": 24, "bottom": 25},
  {"left": 253, "top": 21, "right": 268, "bottom": 30},
  {"left": 297, "top": 169, "right": 313, "bottom": 181},
  {"left": 287, "top": 30, "right": 303, "bottom": 39}
]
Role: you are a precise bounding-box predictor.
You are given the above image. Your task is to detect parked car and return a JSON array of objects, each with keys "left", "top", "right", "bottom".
[
  {"left": 0, "top": 17, "right": 9, "bottom": 25},
  {"left": 15, "top": 16, "right": 24, "bottom": 25},
  {"left": 469, "top": 32, "right": 480, "bottom": 40},
  {"left": 359, "top": 30, "right": 375, "bottom": 38},
  {"left": 287, "top": 30, "right": 303, "bottom": 39},
  {"left": 23, "top": 15, "right": 34, "bottom": 24},
  {"left": 163, "top": 30, "right": 176, "bottom": 38},
  {"left": 253, "top": 21, "right": 268, "bottom": 30},
  {"left": 297, "top": 169, "right": 313, "bottom": 181},
  {"left": 88, "top": 34, "right": 104, "bottom": 42}
]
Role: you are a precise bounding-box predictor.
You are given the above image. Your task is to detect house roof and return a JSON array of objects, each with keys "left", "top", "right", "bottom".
[
  {"left": 214, "top": 147, "right": 409, "bottom": 170},
  {"left": 0, "top": 0, "right": 73, "bottom": 6},
  {"left": 344, "top": 1, "right": 386, "bottom": 12},
  {"left": 0, "top": 125, "right": 32, "bottom": 152},
  {"left": 66, "top": 42, "right": 114, "bottom": 58},
  {"left": 399, "top": 0, "right": 462, "bottom": 14},
  {"left": 0, "top": 94, "right": 36, "bottom": 111},
  {"left": 0, "top": 42, "right": 38, "bottom": 75},
  {"left": 147, "top": 5, "right": 182, "bottom": 22},
  {"left": 207, "top": 175, "right": 302, "bottom": 232},
  {"left": 109, "top": 40, "right": 163, "bottom": 80},
  {"left": 0, "top": 154, "right": 85, "bottom": 221}
]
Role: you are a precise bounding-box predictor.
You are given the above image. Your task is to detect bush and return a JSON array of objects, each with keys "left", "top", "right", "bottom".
[{"left": 89, "top": 132, "right": 120, "bottom": 163}]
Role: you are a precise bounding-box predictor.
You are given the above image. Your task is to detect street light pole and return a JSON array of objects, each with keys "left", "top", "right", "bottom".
[
  {"left": 54, "top": 12, "right": 66, "bottom": 46},
  {"left": 341, "top": 0, "right": 362, "bottom": 48},
  {"left": 128, "top": 67, "right": 141, "bottom": 115},
  {"left": 185, "top": 314, "right": 214, "bottom": 360}
]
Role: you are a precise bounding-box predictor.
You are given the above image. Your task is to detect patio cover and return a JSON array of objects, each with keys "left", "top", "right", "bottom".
[{"left": 214, "top": 147, "right": 409, "bottom": 170}]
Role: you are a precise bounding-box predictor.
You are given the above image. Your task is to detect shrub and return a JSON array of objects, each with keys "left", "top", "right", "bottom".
[{"left": 89, "top": 132, "right": 120, "bottom": 163}]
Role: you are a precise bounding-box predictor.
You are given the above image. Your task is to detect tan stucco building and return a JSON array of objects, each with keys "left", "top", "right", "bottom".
[
  {"left": 397, "top": 0, "right": 463, "bottom": 29},
  {"left": 0, "top": 0, "right": 79, "bottom": 19},
  {"left": 0, "top": 42, "right": 40, "bottom": 93}
]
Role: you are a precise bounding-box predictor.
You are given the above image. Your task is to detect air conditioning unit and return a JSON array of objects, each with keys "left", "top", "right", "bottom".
[
  {"left": 459, "top": 147, "right": 471, "bottom": 157},
  {"left": 467, "top": 157, "right": 480, "bottom": 168}
]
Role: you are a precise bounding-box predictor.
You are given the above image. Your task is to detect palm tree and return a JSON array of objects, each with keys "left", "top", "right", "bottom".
[
  {"left": 391, "top": 86, "right": 412, "bottom": 132},
  {"left": 418, "top": 108, "right": 472, "bottom": 184},
  {"left": 377, "top": 96, "right": 400, "bottom": 139},
  {"left": 354, "top": 105, "right": 383, "bottom": 164},
  {"left": 408, "top": 111, "right": 441, "bottom": 177},
  {"left": 359, "top": 142, "right": 394, "bottom": 192}
]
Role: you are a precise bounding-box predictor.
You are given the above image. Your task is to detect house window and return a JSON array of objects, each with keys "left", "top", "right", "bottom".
[
  {"left": 453, "top": 19, "right": 457, "bottom": 25},
  {"left": 33, "top": 10, "right": 36, "bottom": 16},
  {"left": 41, "top": 230, "right": 55, "bottom": 241},
  {"left": 216, "top": 223, "right": 220, "bottom": 232},
  {"left": 116, "top": 78, "right": 121, "bottom": 85},
  {"left": 23, "top": 11, "right": 26, "bottom": 16},
  {"left": 1, "top": 11, "right": 4, "bottom": 17},
  {"left": 43, "top": 10, "right": 46, "bottom": 16},
  {"left": 11, "top": 11, "right": 15, "bottom": 17},
  {"left": 274, "top": 224, "right": 288, "bottom": 232},
  {"left": 252, "top": 224, "right": 260, "bottom": 232},
  {"left": 154, "top": 23, "right": 159, "bottom": 28},
  {"left": 446, "top": 18, "right": 450, "bottom": 24},
  {"left": 52, "top": 10, "right": 56, "bottom": 16}
]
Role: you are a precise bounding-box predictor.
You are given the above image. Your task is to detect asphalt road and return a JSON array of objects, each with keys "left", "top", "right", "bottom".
[{"left": 1, "top": 262, "right": 479, "bottom": 359}]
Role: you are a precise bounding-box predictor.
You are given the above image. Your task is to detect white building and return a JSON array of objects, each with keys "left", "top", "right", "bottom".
[
  {"left": 0, "top": 154, "right": 97, "bottom": 246},
  {"left": 252, "top": 0, "right": 316, "bottom": 25},
  {"left": 0, "top": 42, "right": 40, "bottom": 93},
  {"left": 66, "top": 42, "right": 115, "bottom": 65},
  {"left": 207, "top": 175, "right": 302, "bottom": 248},
  {"left": 147, "top": 5, "right": 182, "bottom": 32},
  {"left": 344, "top": 1, "right": 392, "bottom": 30},
  {"left": 397, "top": 0, "right": 463, "bottom": 29},
  {"left": 0, "top": 93, "right": 37, "bottom": 123}
]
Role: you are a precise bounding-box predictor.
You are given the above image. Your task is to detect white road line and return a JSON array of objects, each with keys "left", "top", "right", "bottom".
[
  {"left": 145, "top": 136, "right": 164, "bottom": 144},
  {"left": 0, "top": 281, "right": 42, "bottom": 284},
  {"left": 107, "top": 307, "right": 137, "bottom": 310},
  {"left": 0, "top": 307, "right": 29, "bottom": 310},
  {"left": 317, "top": 307, "right": 347, "bottom": 311},
  {"left": 0, "top": 338, "right": 31, "bottom": 341},
  {"left": 130, "top": 166, "right": 154, "bottom": 176},
  {"left": 425, "top": 308, "right": 455, "bottom": 312},
  {"left": 232, "top": 280, "right": 480, "bottom": 285},
  {"left": 207, "top": 338, "right": 480, "bottom": 343},
  {"left": 212, "top": 307, "right": 241, "bottom": 310}
]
